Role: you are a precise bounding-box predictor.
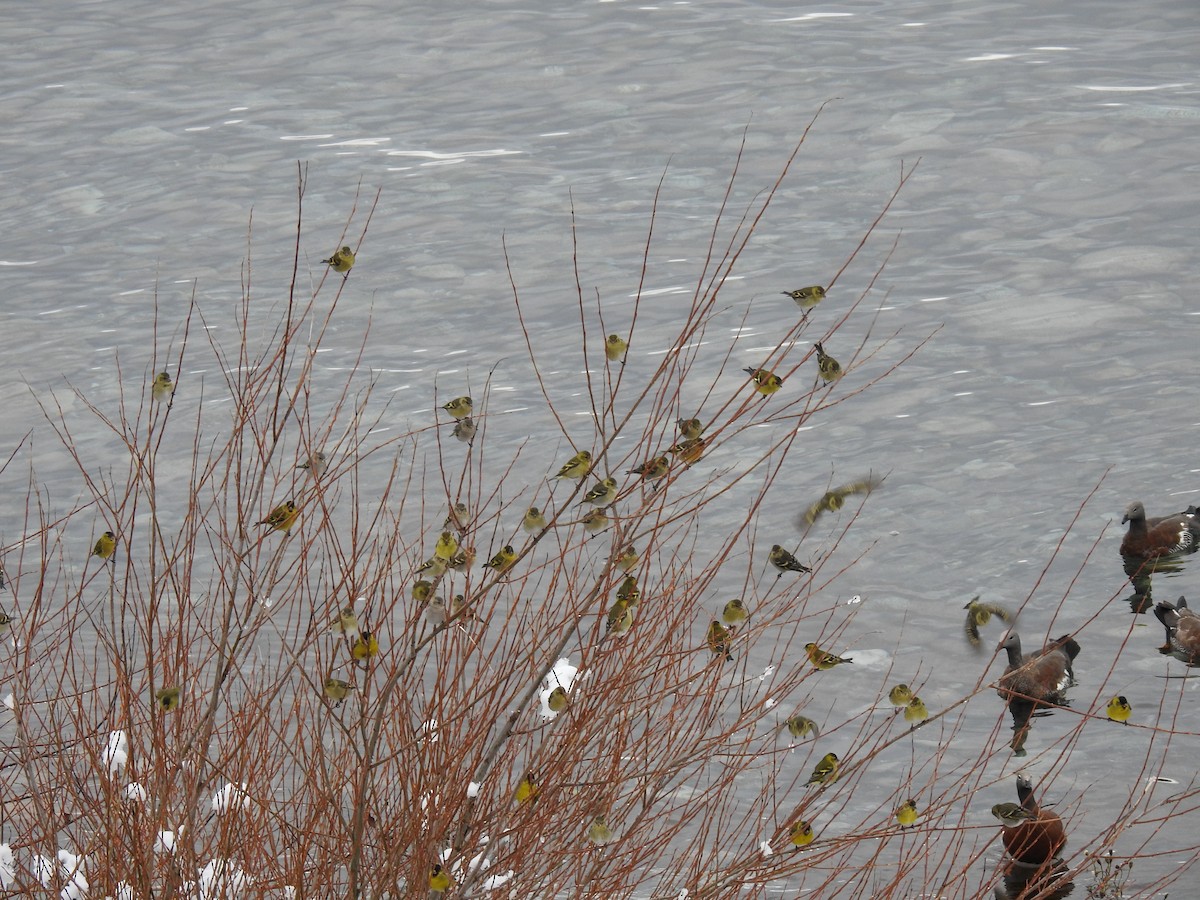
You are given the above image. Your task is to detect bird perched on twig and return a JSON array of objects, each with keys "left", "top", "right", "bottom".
[
  {"left": 706, "top": 620, "right": 733, "bottom": 661},
  {"left": 92, "top": 530, "right": 117, "bottom": 560},
  {"left": 789, "top": 820, "right": 815, "bottom": 846},
  {"left": 800, "top": 474, "right": 884, "bottom": 527},
  {"left": 321, "top": 246, "right": 355, "bottom": 273},
  {"left": 323, "top": 678, "right": 355, "bottom": 706},
  {"left": 782, "top": 285, "right": 827, "bottom": 312},
  {"left": 904, "top": 696, "right": 929, "bottom": 723},
  {"left": 806, "top": 752, "right": 839, "bottom": 786},
  {"left": 523, "top": 506, "right": 548, "bottom": 533},
  {"left": 887, "top": 684, "right": 914, "bottom": 707},
  {"left": 814, "top": 342, "right": 842, "bottom": 382},
  {"left": 770, "top": 544, "right": 811, "bottom": 576},
  {"left": 441, "top": 396, "right": 473, "bottom": 420},
  {"left": 963, "top": 596, "right": 1013, "bottom": 647},
  {"left": 743, "top": 366, "right": 784, "bottom": 396},
  {"left": 896, "top": 799, "right": 919, "bottom": 828},
  {"left": 578, "top": 477, "right": 618, "bottom": 508},
  {"left": 552, "top": 450, "right": 592, "bottom": 480},
  {"left": 257, "top": 501, "right": 300, "bottom": 533},
  {"left": 297, "top": 451, "right": 327, "bottom": 477},
  {"left": 721, "top": 598, "right": 749, "bottom": 626},
  {"left": 677, "top": 417, "right": 704, "bottom": 441},
  {"left": 604, "top": 334, "right": 628, "bottom": 362},
  {"left": 1106, "top": 695, "right": 1132, "bottom": 724},
  {"left": 151, "top": 372, "right": 175, "bottom": 402},
  {"left": 805, "top": 642, "right": 852, "bottom": 670}
]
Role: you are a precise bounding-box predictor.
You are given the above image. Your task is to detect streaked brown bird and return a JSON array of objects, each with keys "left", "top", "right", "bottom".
[{"left": 706, "top": 619, "right": 733, "bottom": 661}]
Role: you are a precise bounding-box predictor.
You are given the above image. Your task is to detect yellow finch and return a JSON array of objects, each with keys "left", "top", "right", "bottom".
[
  {"left": 904, "top": 696, "right": 929, "bottom": 723},
  {"left": 896, "top": 799, "right": 919, "bottom": 828},
  {"left": 587, "top": 815, "right": 615, "bottom": 845},
  {"left": 154, "top": 686, "right": 181, "bottom": 712},
  {"left": 321, "top": 246, "right": 355, "bottom": 272},
  {"left": 523, "top": 506, "right": 548, "bottom": 533},
  {"left": 412, "top": 580, "right": 433, "bottom": 603},
  {"left": 553, "top": 450, "right": 592, "bottom": 480},
  {"left": 963, "top": 596, "right": 1013, "bottom": 647},
  {"left": 485, "top": 545, "right": 517, "bottom": 574},
  {"left": 0, "top": 611, "right": 11, "bottom": 633},
  {"left": 258, "top": 501, "right": 300, "bottom": 533},
  {"left": 991, "top": 803, "right": 1035, "bottom": 827},
  {"left": 806, "top": 752, "right": 839, "bottom": 785},
  {"left": 323, "top": 677, "right": 355, "bottom": 705},
  {"left": 605, "top": 599, "right": 635, "bottom": 637},
  {"left": 784, "top": 715, "right": 820, "bottom": 740},
  {"left": 706, "top": 619, "right": 733, "bottom": 661},
  {"left": 1106, "top": 695, "right": 1132, "bottom": 723},
  {"left": 151, "top": 371, "right": 174, "bottom": 401},
  {"left": 547, "top": 686, "right": 569, "bottom": 713},
  {"left": 331, "top": 607, "right": 360, "bottom": 636},
  {"left": 615, "top": 545, "right": 638, "bottom": 572},
  {"left": 434, "top": 530, "right": 459, "bottom": 562},
  {"left": 447, "top": 547, "right": 474, "bottom": 572},
  {"left": 888, "top": 684, "right": 914, "bottom": 707},
  {"left": 514, "top": 773, "right": 539, "bottom": 804},
  {"left": 782, "top": 285, "right": 827, "bottom": 312},
  {"left": 441, "top": 396, "right": 473, "bottom": 420},
  {"left": 415, "top": 555, "right": 448, "bottom": 578},
  {"left": 814, "top": 342, "right": 842, "bottom": 382},
  {"left": 770, "top": 544, "right": 811, "bottom": 576},
  {"left": 578, "top": 477, "right": 618, "bottom": 507},
  {"left": 677, "top": 417, "right": 704, "bottom": 440},
  {"left": 722, "top": 598, "right": 749, "bottom": 625},
  {"left": 92, "top": 531, "right": 117, "bottom": 560},
  {"left": 582, "top": 508, "right": 610, "bottom": 534},
  {"left": 668, "top": 436, "right": 708, "bottom": 466},
  {"left": 805, "top": 643, "right": 852, "bottom": 670},
  {"left": 297, "top": 451, "right": 327, "bottom": 477},
  {"left": 616, "top": 575, "right": 640, "bottom": 605},
  {"left": 800, "top": 474, "right": 884, "bottom": 526},
  {"left": 452, "top": 416, "right": 476, "bottom": 443},
  {"left": 743, "top": 366, "right": 784, "bottom": 396},
  {"left": 428, "top": 864, "right": 452, "bottom": 893},
  {"left": 604, "top": 334, "right": 628, "bottom": 361},
  {"left": 351, "top": 632, "right": 379, "bottom": 662},
  {"left": 789, "top": 820, "right": 815, "bottom": 847},
  {"left": 628, "top": 456, "right": 670, "bottom": 482}
]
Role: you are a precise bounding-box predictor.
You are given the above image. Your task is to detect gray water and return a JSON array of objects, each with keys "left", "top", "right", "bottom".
[{"left": 2, "top": 0, "right": 1198, "bottom": 895}]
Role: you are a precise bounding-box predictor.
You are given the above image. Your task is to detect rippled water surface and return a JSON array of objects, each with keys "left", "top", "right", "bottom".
[{"left": 2, "top": 0, "right": 1198, "bottom": 894}]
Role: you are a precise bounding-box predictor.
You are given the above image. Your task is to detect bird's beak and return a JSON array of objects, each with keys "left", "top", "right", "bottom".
[{"left": 1121, "top": 515, "right": 1129, "bottom": 524}]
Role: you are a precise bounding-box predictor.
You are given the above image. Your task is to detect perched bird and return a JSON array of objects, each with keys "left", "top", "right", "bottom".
[
  {"left": 963, "top": 596, "right": 1013, "bottom": 647},
  {"left": 896, "top": 799, "right": 919, "bottom": 828},
  {"left": 0, "top": 611, "right": 12, "bottom": 633},
  {"left": 422, "top": 595, "right": 450, "bottom": 627},
  {"left": 805, "top": 642, "right": 852, "bottom": 670},
  {"left": 806, "top": 752, "right": 839, "bottom": 786},
  {"left": 706, "top": 619, "right": 733, "bottom": 661},
  {"left": 429, "top": 864, "right": 452, "bottom": 893},
  {"left": 523, "top": 506, "right": 548, "bottom": 534},
  {"left": 323, "top": 678, "right": 355, "bottom": 705},
  {"left": 321, "top": 246, "right": 355, "bottom": 273},
  {"left": 434, "top": 530, "right": 459, "bottom": 562},
  {"left": 415, "top": 555, "right": 448, "bottom": 578},
  {"left": 888, "top": 684, "right": 914, "bottom": 707},
  {"left": 155, "top": 686, "right": 181, "bottom": 711},
  {"left": 783, "top": 714, "right": 820, "bottom": 740},
  {"left": 514, "top": 773, "right": 539, "bottom": 805},
  {"left": 587, "top": 815, "right": 615, "bottom": 845},
  {"left": 447, "top": 547, "right": 475, "bottom": 572},
  {"left": 92, "top": 530, "right": 117, "bottom": 560},
  {"left": 814, "top": 342, "right": 842, "bottom": 382},
  {"left": 1119, "top": 501, "right": 1200, "bottom": 560},
  {"left": 770, "top": 544, "right": 812, "bottom": 576},
  {"left": 995, "top": 774, "right": 1067, "bottom": 866},
  {"left": 485, "top": 545, "right": 517, "bottom": 574},
  {"left": 789, "top": 820, "right": 815, "bottom": 847},
  {"left": 151, "top": 371, "right": 174, "bottom": 401},
  {"left": 553, "top": 450, "right": 593, "bottom": 480},
  {"left": 677, "top": 417, "right": 704, "bottom": 440},
  {"left": 449, "top": 594, "right": 479, "bottom": 622},
  {"left": 990, "top": 803, "right": 1036, "bottom": 827},
  {"left": 743, "top": 366, "right": 784, "bottom": 396},
  {"left": 444, "top": 502, "right": 470, "bottom": 531},
  {"left": 800, "top": 475, "right": 884, "bottom": 526},
  {"left": 668, "top": 436, "right": 708, "bottom": 466},
  {"left": 547, "top": 686, "right": 569, "bottom": 713},
  {"left": 257, "top": 501, "right": 300, "bottom": 533},
  {"left": 604, "top": 334, "right": 628, "bottom": 362},
  {"left": 615, "top": 545, "right": 639, "bottom": 572},
  {"left": 782, "top": 285, "right": 827, "bottom": 312},
  {"left": 1154, "top": 597, "right": 1200, "bottom": 664},
  {"left": 297, "top": 451, "right": 327, "bottom": 477},
  {"left": 0, "top": 565, "right": 5, "bottom": 591},
  {"left": 582, "top": 508, "right": 611, "bottom": 534},
  {"left": 605, "top": 599, "right": 635, "bottom": 637},
  {"left": 616, "top": 575, "right": 641, "bottom": 605},
  {"left": 722, "top": 598, "right": 749, "bottom": 626},
  {"left": 331, "top": 607, "right": 360, "bottom": 636},
  {"left": 412, "top": 580, "right": 434, "bottom": 603},
  {"left": 628, "top": 456, "right": 670, "bottom": 483},
  {"left": 351, "top": 632, "right": 380, "bottom": 662},
  {"left": 997, "top": 633, "right": 1080, "bottom": 704},
  {"left": 1106, "top": 695, "right": 1132, "bottom": 724},
  {"left": 578, "top": 477, "right": 618, "bottom": 507},
  {"left": 452, "top": 416, "right": 476, "bottom": 443},
  {"left": 441, "top": 396, "right": 473, "bottom": 420},
  {"left": 904, "top": 696, "right": 929, "bottom": 724}
]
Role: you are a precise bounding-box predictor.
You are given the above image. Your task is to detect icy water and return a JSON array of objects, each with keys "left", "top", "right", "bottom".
[{"left": 2, "top": 0, "right": 1199, "bottom": 895}]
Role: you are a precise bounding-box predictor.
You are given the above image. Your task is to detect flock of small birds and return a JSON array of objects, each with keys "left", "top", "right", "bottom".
[{"left": 12, "top": 244, "right": 1198, "bottom": 891}]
